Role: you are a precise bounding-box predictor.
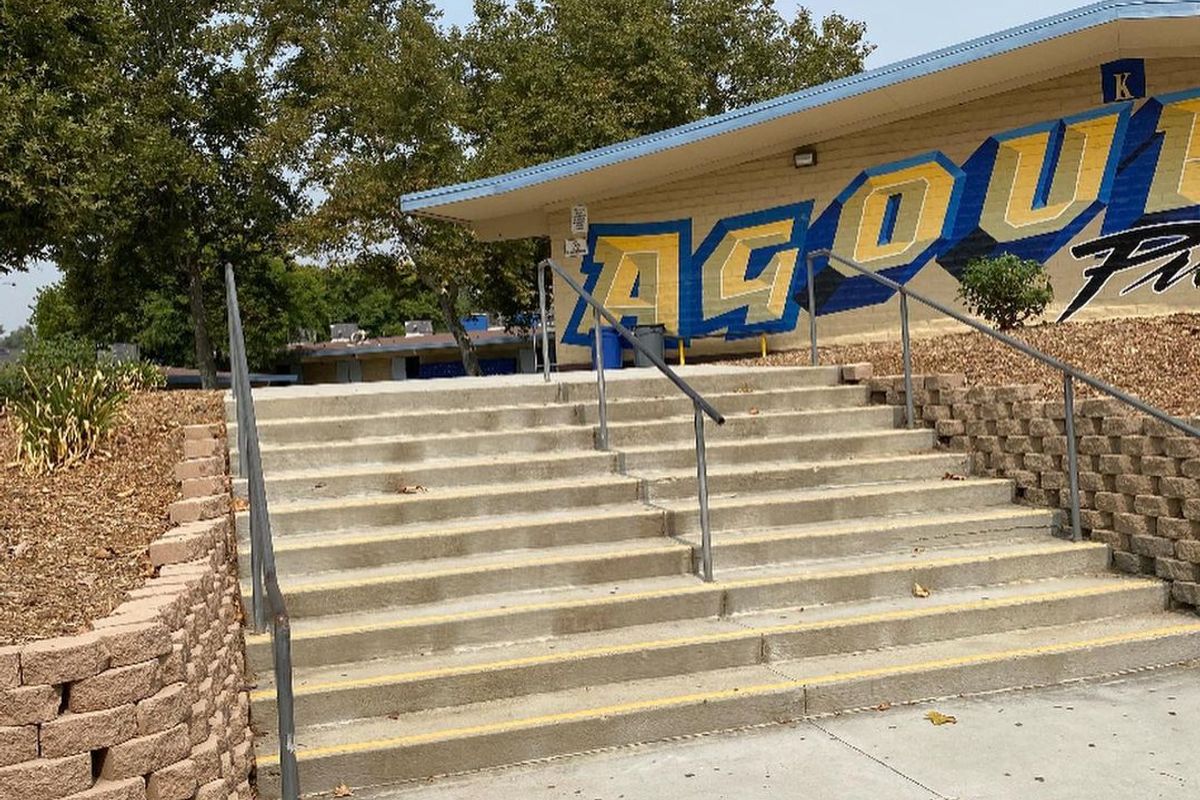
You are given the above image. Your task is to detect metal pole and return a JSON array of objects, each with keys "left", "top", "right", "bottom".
[
  {"left": 806, "top": 254, "right": 819, "bottom": 366},
  {"left": 694, "top": 402, "right": 714, "bottom": 583},
  {"left": 273, "top": 618, "right": 300, "bottom": 799},
  {"left": 537, "top": 261, "right": 551, "bottom": 382},
  {"left": 592, "top": 307, "right": 609, "bottom": 450},
  {"left": 900, "top": 290, "right": 915, "bottom": 430},
  {"left": 1063, "top": 373, "right": 1083, "bottom": 542}
]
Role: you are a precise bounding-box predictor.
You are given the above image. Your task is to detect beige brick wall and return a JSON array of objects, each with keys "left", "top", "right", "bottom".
[
  {"left": 0, "top": 425, "right": 253, "bottom": 800},
  {"left": 548, "top": 57, "right": 1200, "bottom": 365},
  {"left": 872, "top": 374, "right": 1200, "bottom": 609}
]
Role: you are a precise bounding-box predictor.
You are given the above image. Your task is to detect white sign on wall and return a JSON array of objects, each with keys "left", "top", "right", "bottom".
[
  {"left": 564, "top": 238, "right": 589, "bottom": 258},
  {"left": 570, "top": 205, "right": 588, "bottom": 235}
]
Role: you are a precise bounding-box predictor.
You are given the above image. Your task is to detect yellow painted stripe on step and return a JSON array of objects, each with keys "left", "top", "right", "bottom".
[
  {"left": 252, "top": 541, "right": 1101, "bottom": 644},
  {"left": 250, "top": 582, "right": 1152, "bottom": 701},
  {"left": 256, "top": 621, "right": 1200, "bottom": 766}
]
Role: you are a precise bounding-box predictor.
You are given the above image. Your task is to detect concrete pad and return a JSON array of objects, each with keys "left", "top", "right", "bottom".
[{"left": 361, "top": 664, "right": 1200, "bottom": 800}]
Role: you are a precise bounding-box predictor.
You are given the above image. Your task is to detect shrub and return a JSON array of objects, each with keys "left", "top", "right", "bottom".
[
  {"left": 0, "top": 335, "right": 163, "bottom": 409},
  {"left": 957, "top": 253, "right": 1054, "bottom": 331},
  {"left": 9, "top": 368, "right": 129, "bottom": 472}
]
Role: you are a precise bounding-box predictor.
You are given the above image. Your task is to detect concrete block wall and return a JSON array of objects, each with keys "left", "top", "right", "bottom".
[
  {"left": 0, "top": 424, "right": 253, "bottom": 800},
  {"left": 870, "top": 374, "right": 1200, "bottom": 610}
]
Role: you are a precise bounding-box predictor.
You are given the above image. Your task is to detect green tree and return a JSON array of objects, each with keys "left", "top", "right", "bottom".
[
  {"left": 254, "top": 0, "right": 507, "bottom": 374},
  {"left": 5, "top": 1, "right": 298, "bottom": 383},
  {"left": 0, "top": 0, "right": 127, "bottom": 274},
  {"left": 457, "top": 0, "right": 873, "bottom": 173}
]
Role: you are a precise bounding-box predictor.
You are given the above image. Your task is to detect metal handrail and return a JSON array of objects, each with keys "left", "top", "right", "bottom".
[
  {"left": 538, "top": 258, "right": 725, "bottom": 581},
  {"left": 805, "top": 249, "right": 1200, "bottom": 541},
  {"left": 224, "top": 264, "right": 300, "bottom": 799}
]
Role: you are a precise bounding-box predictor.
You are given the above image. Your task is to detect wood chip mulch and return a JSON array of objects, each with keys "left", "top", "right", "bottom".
[
  {"left": 735, "top": 313, "right": 1200, "bottom": 417},
  {"left": 0, "top": 390, "right": 223, "bottom": 645}
]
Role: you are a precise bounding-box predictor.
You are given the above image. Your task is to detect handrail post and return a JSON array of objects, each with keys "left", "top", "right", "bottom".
[
  {"left": 1063, "top": 373, "right": 1083, "bottom": 542},
  {"left": 273, "top": 616, "right": 300, "bottom": 799},
  {"left": 592, "top": 307, "right": 609, "bottom": 450},
  {"left": 693, "top": 402, "right": 714, "bottom": 582},
  {"left": 537, "top": 261, "right": 551, "bottom": 382},
  {"left": 806, "top": 253, "right": 818, "bottom": 366},
  {"left": 900, "top": 290, "right": 915, "bottom": 430}
]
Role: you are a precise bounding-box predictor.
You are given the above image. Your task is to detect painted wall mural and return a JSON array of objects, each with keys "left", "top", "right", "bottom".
[{"left": 564, "top": 78, "right": 1200, "bottom": 347}]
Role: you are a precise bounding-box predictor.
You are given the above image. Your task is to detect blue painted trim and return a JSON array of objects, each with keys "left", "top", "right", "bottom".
[
  {"left": 1033, "top": 122, "right": 1066, "bottom": 209},
  {"left": 401, "top": 1, "right": 1200, "bottom": 214}
]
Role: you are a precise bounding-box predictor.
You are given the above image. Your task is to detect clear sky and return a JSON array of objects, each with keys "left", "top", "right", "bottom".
[{"left": 0, "top": 0, "right": 1085, "bottom": 333}]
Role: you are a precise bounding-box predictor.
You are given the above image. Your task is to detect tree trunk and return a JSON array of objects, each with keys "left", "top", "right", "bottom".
[
  {"left": 436, "top": 285, "right": 482, "bottom": 377},
  {"left": 186, "top": 260, "right": 218, "bottom": 390}
]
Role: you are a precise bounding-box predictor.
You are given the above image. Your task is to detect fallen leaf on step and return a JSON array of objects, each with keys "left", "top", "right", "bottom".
[
  {"left": 925, "top": 710, "right": 957, "bottom": 726},
  {"left": 397, "top": 484, "right": 428, "bottom": 494},
  {"left": 748, "top": 407, "right": 760, "bottom": 416},
  {"left": 912, "top": 581, "right": 931, "bottom": 598},
  {"left": 874, "top": 701, "right": 892, "bottom": 712},
  {"left": 942, "top": 472, "right": 966, "bottom": 481},
  {"left": 232, "top": 497, "right": 250, "bottom": 512},
  {"left": 333, "top": 783, "right": 353, "bottom": 797}
]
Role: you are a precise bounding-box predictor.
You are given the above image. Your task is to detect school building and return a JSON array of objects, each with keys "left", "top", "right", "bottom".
[{"left": 402, "top": 0, "right": 1200, "bottom": 366}]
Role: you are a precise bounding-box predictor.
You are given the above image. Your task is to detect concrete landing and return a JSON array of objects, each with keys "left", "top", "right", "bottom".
[{"left": 364, "top": 663, "right": 1200, "bottom": 800}]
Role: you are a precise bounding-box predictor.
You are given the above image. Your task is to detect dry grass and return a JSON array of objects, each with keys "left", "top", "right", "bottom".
[
  {"left": 735, "top": 313, "right": 1200, "bottom": 417},
  {"left": 0, "top": 390, "right": 223, "bottom": 645}
]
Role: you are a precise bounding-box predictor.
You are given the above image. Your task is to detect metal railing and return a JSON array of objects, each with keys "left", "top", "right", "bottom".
[
  {"left": 804, "top": 249, "right": 1200, "bottom": 541},
  {"left": 224, "top": 264, "right": 300, "bottom": 799},
  {"left": 537, "top": 258, "right": 725, "bottom": 581}
]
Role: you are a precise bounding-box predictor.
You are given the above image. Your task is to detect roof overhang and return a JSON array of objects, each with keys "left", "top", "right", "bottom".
[{"left": 401, "top": 1, "right": 1200, "bottom": 240}]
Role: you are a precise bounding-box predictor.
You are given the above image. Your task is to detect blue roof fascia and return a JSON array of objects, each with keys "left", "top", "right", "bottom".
[{"left": 400, "top": 0, "right": 1200, "bottom": 214}]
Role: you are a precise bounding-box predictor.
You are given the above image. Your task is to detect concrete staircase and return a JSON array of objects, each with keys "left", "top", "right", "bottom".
[{"left": 230, "top": 366, "right": 1200, "bottom": 798}]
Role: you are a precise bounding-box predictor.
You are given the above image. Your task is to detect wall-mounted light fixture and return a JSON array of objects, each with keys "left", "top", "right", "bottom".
[{"left": 793, "top": 148, "right": 817, "bottom": 168}]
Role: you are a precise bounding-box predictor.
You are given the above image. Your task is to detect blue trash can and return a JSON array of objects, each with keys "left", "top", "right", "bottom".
[{"left": 591, "top": 326, "right": 623, "bottom": 370}]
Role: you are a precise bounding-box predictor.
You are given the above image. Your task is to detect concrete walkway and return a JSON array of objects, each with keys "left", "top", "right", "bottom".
[{"left": 364, "top": 663, "right": 1199, "bottom": 800}]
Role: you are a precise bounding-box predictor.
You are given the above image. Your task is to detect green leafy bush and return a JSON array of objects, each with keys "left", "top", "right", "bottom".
[
  {"left": 9, "top": 368, "right": 129, "bottom": 472},
  {"left": 957, "top": 253, "right": 1054, "bottom": 331},
  {"left": 0, "top": 334, "right": 164, "bottom": 408}
]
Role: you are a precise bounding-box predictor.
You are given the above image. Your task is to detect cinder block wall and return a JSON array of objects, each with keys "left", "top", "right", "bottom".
[
  {"left": 0, "top": 424, "right": 253, "bottom": 800},
  {"left": 871, "top": 374, "right": 1200, "bottom": 609}
]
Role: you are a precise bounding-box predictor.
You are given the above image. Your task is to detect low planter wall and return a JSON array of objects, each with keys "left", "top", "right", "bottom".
[
  {"left": 0, "top": 424, "right": 253, "bottom": 800},
  {"left": 869, "top": 374, "right": 1200, "bottom": 610}
]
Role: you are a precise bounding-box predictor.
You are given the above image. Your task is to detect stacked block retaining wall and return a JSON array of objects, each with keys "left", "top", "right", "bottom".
[
  {"left": 0, "top": 424, "right": 253, "bottom": 800},
  {"left": 870, "top": 374, "right": 1200, "bottom": 610}
]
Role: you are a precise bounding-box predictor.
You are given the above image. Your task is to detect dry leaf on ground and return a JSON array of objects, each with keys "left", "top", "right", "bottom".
[
  {"left": 925, "top": 710, "right": 958, "bottom": 726},
  {"left": 332, "top": 784, "right": 354, "bottom": 798},
  {"left": 913, "top": 581, "right": 931, "bottom": 598}
]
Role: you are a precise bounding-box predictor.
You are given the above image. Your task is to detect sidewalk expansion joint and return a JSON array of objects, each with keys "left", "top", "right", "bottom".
[{"left": 805, "top": 718, "right": 953, "bottom": 800}]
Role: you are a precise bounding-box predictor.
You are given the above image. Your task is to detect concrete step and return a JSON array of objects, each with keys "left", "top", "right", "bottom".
[
  {"left": 662, "top": 477, "right": 1017, "bottom": 535},
  {"left": 237, "top": 384, "right": 870, "bottom": 452},
  {"left": 560, "top": 365, "right": 843, "bottom": 402},
  {"left": 253, "top": 611, "right": 1200, "bottom": 795},
  {"left": 590, "top": 384, "right": 870, "bottom": 424},
  {"left": 250, "top": 575, "right": 1167, "bottom": 730},
  {"left": 254, "top": 425, "right": 599, "bottom": 473},
  {"left": 606, "top": 405, "right": 902, "bottom": 447},
  {"left": 240, "top": 475, "right": 643, "bottom": 537},
  {"left": 247, "top": 539, "right": 1109, "bottom": 671},
  {"left": 690, "top": 506, "right": 1056, "bottom": 569},
  {"left": 237, "top": 365, "right": 841, "bottom": 422},
  {"left": 618, "top": 428, "right": 937, "bottom": 471},
  {"left": 254, "top": 538, "right": 693, "bottom": 618},
  {"left": 636, "top": 452, "right": 969, "bottom": 500},
  {"left": 244, "top": 505, "right": 667, "bottom": 575},
  {"left": 252, "top": 450, "right": 619, "bottom": 503}
]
